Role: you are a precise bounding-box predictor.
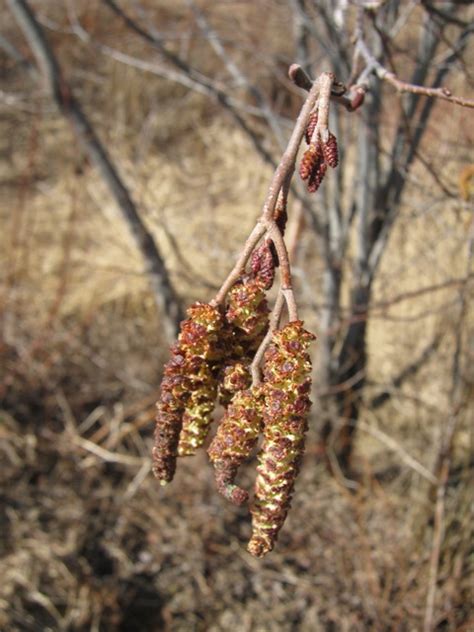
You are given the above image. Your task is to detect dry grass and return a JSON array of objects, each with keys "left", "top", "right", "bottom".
[{"left": 1, "top": 1, "right": 473, "bottom": 630}]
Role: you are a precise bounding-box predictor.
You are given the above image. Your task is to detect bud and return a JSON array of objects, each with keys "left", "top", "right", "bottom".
[
  {"left": 208, "top": 388, "right": 263, "bottom": 505},
  {"left": 322, "top": 132, "right": 338, "bottom": 168},
  {"left": 248, "top": 321, "right": 315, "bottom": 558}
]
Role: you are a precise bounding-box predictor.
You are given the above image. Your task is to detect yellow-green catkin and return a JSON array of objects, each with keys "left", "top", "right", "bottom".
[
  {"left": 153, "top": 303, "right": 224, "bottom": 480},
  {"left": 176, "top": 303, "right": 225, "bottom": 456},
  {"left": 248, "top": 321, "right": 315, "bottom": 557}
]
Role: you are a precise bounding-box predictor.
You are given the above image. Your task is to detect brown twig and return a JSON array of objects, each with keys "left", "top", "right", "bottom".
[
  {"left": 315, "top": 72, "right": 334, "bottom": 143},
  {"left": 250, "top": 198, "right": 307, "bottom": 387},
  {"left": 212, "top": 222, "right": 267, "bottom": 306},
  {"left": 251, "top": 292, "right": 285, "bottom": 386},
  {"left": 213, "top": 67, "right": 323, "bottom": 311},
  {"left": 357, "top": 38, "right": 474, "bottom": 109}
]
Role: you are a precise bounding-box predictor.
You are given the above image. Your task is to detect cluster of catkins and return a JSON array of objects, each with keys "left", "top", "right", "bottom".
[
  {"left": 299, "top": 109, "right": 338, "bottom": 192},
  {"left": 152, "top": 240, "right": 315, "bottom": 557}
]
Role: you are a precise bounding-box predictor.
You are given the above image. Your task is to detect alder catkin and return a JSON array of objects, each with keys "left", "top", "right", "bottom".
[
  {"left": 307, "top": 158, "right": 327, "bottom": 193},
  {"left": 226, "top": 276, "right": 270, "bottom": 354},
  {"left": 251, "top": 241, "right": 275, "bottom": 290},
  {"left": 153, "top": 303, "right": 224, "bottom": 479},
  {"left": 176, "top": 303, "right": 225, "bottom": 456},
  {"left": 299, "top": 144, "right": 320, "bottom": 181},
  {"left": 152, "top": 343, "right": 192, "bottom": 484},
  {"left": 305, "top": 110, "right": 319, "bottom": 145},
  {"left": 208, "top": 387, "right": 263, "bottom": 505},
  {"left": 248, "top": 321, "right": 315, "bottom": 558},
  {"left": 322, "top": 132, "right": 339, "bottom": 168},
  {"left": 217, "top": 361, "right": 251, "bottom": 408}
]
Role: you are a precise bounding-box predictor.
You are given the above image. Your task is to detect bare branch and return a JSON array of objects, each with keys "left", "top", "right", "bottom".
[
  {"left": 213, "top": 70, "right": 322, "bottom": 308},
  {"left": 357, "top": 35, "right": 474, "bottom": 109}
]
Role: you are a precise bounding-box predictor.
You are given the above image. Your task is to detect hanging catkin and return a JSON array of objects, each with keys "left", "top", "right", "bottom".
[{"left": 248, "top": 321, "right": 315, "bottom": 557}]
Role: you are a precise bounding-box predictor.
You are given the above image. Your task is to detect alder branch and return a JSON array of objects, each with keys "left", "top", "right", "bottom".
[
  {"left": 212, "top": 68, "right": 333, "bottom": 384},
  {"left": 289, "top": 64, "right": 367, "bottom": 112},
  {"left": 185, "top": 0, "right": 287, "bottom": 148},
  {"left": 357, "top": 37, "right": 474, "bottom": 109},
  {"left": 213, "top": 70, "right": 323, "bottom": 312},
  {"left": 251, "top": 292, "right": 285, "bottom": 386},
  {"left": 6, "top": 0, "right": 184, "bottom": 341}
]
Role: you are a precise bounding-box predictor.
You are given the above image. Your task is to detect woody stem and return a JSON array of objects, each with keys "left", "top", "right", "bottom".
[{"left": 213, "top": 67, "right": 322, "bottom": 307}]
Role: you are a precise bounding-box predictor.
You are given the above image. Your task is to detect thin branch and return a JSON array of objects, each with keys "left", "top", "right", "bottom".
[
  {"left": 251, "top": 292, "right": 285, "bottom": 386},
  {"left": 250, "top": 193, "right": 307, "bottom": 387},
  {"left": 99, "top": 0, "right": 277, "bottom": 165},
  {"left": 213, "top": 69, "right": 323, "bottom": 307},
  {"left": 212, "top": 222, "right": 267, "bottom": 307},
  {"left": 185, "top": 0, "right": 287, "bottom": 148},
  {"left": 357, "top": 37, "right": 474, "bottom": 109},
  {"left": 96, "top": 2, "right": 324, "bottom": 237},
  {"left": 424, "top": 222, "right": 473, "bottom": 631},
  {"left": 358, "top": 415, "right": 438, "bottom": 485}
]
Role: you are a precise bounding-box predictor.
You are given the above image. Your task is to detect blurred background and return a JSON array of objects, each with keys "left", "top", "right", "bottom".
[{"left": 0, "top": 1, "right": 472, "bottom": 630}]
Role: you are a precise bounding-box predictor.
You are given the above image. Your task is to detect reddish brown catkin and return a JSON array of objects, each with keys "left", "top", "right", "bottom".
[
  {"left": 218, "top": 242, "right": 275, "bottom": 406},
  {"left": 218, "top": 361, "right": 251, "bottom": 408},
  {"left": 307, "top": 158, "right": 327, "bottom": 193},
  {"left": 248, "top": 321, "right": 315, "bottom": 558},
  {"left": 153, "top": 303, "right": 224, "bottom": 478},
  {"left": 305, "top": 110, "right": 319, "bottom": 144},
  {"left": 208, "top": 387, "right": 264, "bottom": 505},
  {"left": 152, "top": 343, "right": 192, "bottom": 484},
  {"left": 226, "top": 277, "right": 270, "bottom": 350},
  {"left": 299, "top": 144, "right": 320, "bottom": 181},
  {"left": 322, "top": 132, "right": 339, "bottom": 168},
  {"left": 251, "top": 241, "right": 275, "bottom": 290}
]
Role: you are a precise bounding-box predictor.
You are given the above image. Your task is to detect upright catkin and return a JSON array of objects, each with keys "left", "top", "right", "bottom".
[{"left": 248, "top": 321, "right": 315, "bottom": 557}]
